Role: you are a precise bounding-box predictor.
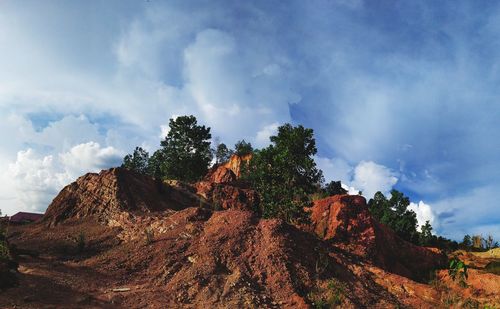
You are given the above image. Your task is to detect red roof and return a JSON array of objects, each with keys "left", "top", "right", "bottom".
[{"left": 10, "top": 212, "right": 44, "bottom": 223}]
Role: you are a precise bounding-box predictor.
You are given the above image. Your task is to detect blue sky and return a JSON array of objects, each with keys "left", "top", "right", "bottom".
[{"left": 0, "top": 0, "right": 499, "bottom": 240}]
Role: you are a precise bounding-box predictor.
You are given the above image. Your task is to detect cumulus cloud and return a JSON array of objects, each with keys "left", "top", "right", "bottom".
[
  {"left": 6, "top": 149, "right": 71, "bottom": 213},
  {"left": 351, "top": 161, "right": 398, "bottom": 198},
  {"left": 255, "top": 122, "right": 280, "bottom": 148},
  {"left": 0, "top": 1, "right": 499, "bottom": 240},
  {"left": 2, "top": 142, "right": 122, "bottom": 215},
  {"left": 316, "top": 157, "right": 398, "bottom": 198},
  {"left": 408, "top": 201, "right": 437, "bottom": 231},
  {"left": 59, "top": 142, "right": 123, "bottom": 177}
]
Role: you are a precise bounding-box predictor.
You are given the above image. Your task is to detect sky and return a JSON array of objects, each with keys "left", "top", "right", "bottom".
[{"left": 0, "top": 0, "right": 499, "bottom": 240}]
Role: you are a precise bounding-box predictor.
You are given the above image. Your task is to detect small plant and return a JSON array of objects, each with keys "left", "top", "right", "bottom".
[
  {"left": 326, "top": 278, "right": 346, "bottom": 306},
  {"left": 144, "top": 228, "right": 154, "bottom": 245},
  {"left": 0, "top": 241, "right": 9, "bottom": 261},
  {"left": 0, "top": 224, "right": 11, "bottom": 261},
  {"left": 461, "top": 298, "right": 479, "bottom": 309},
  {"left": 75, "top": 231, "right": 86, "bottom": 253},
  {"left": 448, "top": 257, "right": 468, "bottom": 287}
]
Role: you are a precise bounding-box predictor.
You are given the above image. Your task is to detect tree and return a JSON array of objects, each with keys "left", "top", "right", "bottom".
[
  {"left": 419, "top": 220, "right": 433, "bottom": 246},
  {"left": 324, "top": 180, "right": 347, "bottom": 196},
  {"left": 215, "top": 143, "right": 232, "bottom": 164},
  {"left": 472, "top": 235, "right": 483, "bottom": 249},
  {"left": 159, "top": 115, "right": 212, "bottom": 182},
  {"left": 121, "top": 147, "right": 150, "bottom": 174},
  {"left": 485, "top": 234, "right": 495, "bottom": 250},
  {"left": 243, "top": 124, "right": 323, "bottom": 223},
  {"left": 234, "top": 140, "right": 253, "bottom": 156},
  {"left": 368, "top": 190, "right": 419, "bottom": 244},
  {"left": 462, "top": 234, "right": 472, "bottom": 249}
]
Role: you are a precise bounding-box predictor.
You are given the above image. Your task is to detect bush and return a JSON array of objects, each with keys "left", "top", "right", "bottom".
[
  {"left": 243, "top": 124, "right": 323, "bottom": 223},
  {"left": 448, "top": 257, "right": 468, "bottom": 287}
]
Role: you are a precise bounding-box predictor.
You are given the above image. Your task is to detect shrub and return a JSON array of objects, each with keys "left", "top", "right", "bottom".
[
  {"left": 243, "top": 124, "right": 323, "bottom": 223},
  {"left": 74, "top": 231, "right": 86, "bottom": 253},
  {"left": 448, "top": 257, "right": 468, "bottom": 287}
]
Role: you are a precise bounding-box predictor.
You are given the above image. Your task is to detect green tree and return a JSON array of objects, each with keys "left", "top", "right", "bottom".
[
  {"left": 243, "top": 124, "right": 323, "bottom": 223},
  {"left": 368, "top": 190, "right": 419, "bottom": 244},
  {"left": 324, "top": 180, "right": 347, "bottom": 196},
  {"left": 121, "top": 146, "right": 150, "bottom": 174},
  {"left": 159, "top": 115, "right": 212, "bottom": 182},
  {"left": 234, "top": 140, "right": 253, "bottom": 156},
  {"left": 462, "top": 234, "right": 472, "bottom": 249},
  {"left": 419, "top": 220, "right": 433, "bottom": 246},
  {"left": 215, "top": 143, "right": 232, "bottom": 164}
]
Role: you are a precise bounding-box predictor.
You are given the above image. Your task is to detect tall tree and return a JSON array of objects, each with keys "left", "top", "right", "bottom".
[
  {"left": 419, "top": 220, "right": 433, "bottom": 246},
  {"left": 243, "top": 124, "right": 323, "bottom": 223},
  {"left": 462, "top": 234, "right": 472, "bottom": 249},
  {"left": 121, "top": 147, "right": 149, "bottom": 174},
  {"left": 323, "top": 180, "right": 347, "bottom": 196},
  {"left": 234, "top": 140, "right": 253, "bottom": 156},
  {"left": 159, "top": 115, "right": 212, "bottom": 182},
  {"left": 215, "top": 143, "right": 232, "bottom": 164},
  {"left": 368, "top": 190, "right": 419, "bottom": 244}
]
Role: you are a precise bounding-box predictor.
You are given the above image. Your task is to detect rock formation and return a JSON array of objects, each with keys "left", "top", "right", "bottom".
[
  {"left": 222, "top": 153, "right": 252, "bottom": 178},
  {"left": 43, "top": 168, "right": 197, "bottom": 226},
  {"left": 308, "top": 195, "right": 447, "bottom": 280}
]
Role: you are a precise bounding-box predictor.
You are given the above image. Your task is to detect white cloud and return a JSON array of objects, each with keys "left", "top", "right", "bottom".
[
  {"left": 255, "top": 122, "right": 280, "bottom": 148},
  {"left": 1, "top": 142, "right": 122, "bottom": 215},
  {"left": 351, "top": 161, "right": 398, "bottom": 198},
  {"left": 408, "top": 201, "right": 437, "bottom": 231},
  {"left": 5, "top": 149, "right": 71, "bottom": 214},
  {"left": 59, "top": 142, "right": 123, "bottom": 177},
  {"left": 316, "top": 156, "right": 353, "bottom": 185}
]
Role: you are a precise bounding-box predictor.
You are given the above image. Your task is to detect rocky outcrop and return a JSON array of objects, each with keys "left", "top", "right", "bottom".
[
  {"left": 195, "top": 181, "right": 259, "bottom": 212},
  {"left": 222, "top": 153, "right": 252, "bottom": 178},
  {"left": 204, "top": 165, "right": 237, "bottom": 184},
  {"left": 308, "top": 195, "right": 447, "bottom": 280},
  {"left": 43, "top": 168, "right": 197, "bottom": 227}
]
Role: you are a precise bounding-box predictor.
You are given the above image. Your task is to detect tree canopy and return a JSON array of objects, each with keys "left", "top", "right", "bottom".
[
  {"left": 243, "top": 123, "right": 323, "bottom": 223},
  {"left": 368, "top": 190, "right": 419, "bottom": 244},
  {"left": 215, "top": 142, "right": 232, "bottom": 164},
  {"left": 234, "top": 140, "right": 253, "bottom": 156},
  {"left": 121, "top": 146, "right": 149, "bottom": 174},
  {"left": 159, "top": 115, "right": 212, "bottom": 182}
]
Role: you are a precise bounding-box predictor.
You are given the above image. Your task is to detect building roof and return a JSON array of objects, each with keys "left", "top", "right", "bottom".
[{"left": 10, "top": 212, "right": 44, "bottom": 223}]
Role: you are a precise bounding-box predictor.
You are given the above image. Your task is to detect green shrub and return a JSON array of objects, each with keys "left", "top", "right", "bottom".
[{"left": 448, "top": 257, "right": 468, "bottom": 287}]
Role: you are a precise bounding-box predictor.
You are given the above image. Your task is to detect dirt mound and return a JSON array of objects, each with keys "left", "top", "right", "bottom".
[
  {"left": 309, "top": 195, "right": 447, "bottom": 280},
  {"left": 43, "top": 168, "right": 197, "bottom": 226}
]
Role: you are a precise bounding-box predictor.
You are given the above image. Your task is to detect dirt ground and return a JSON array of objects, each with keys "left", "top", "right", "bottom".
[{"left": 1, "top": 210, "right": 499, "bottom": 309}]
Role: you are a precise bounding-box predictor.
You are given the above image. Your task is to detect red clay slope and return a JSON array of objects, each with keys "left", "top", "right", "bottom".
[
  {"left": 308, "top": 194, "right": 447, "bottom": 280},
  {"left": 43, "top": 168, "right": 197, "bottom": 226}
]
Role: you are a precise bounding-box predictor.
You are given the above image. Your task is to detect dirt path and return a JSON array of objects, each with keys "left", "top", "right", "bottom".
[{"left": 0, "top": 253, "right": 125, "bottom": 309}]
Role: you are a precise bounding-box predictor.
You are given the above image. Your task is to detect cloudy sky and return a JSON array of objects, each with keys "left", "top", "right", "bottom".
[{"left": 1, "top": 0, "right": 499, "bottom": 240}]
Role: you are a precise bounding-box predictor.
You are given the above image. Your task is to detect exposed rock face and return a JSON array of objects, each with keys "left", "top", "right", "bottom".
[
  {"left": 43, "top": 168, "right": 197, "bottom": 226},
  {"left": 195, "top": 181, "right": 259, "bottom": 212},
  {"left": 223, "top": 153, "right": 252, "bottom": 178},
  {"left": 309, "top": 195, "right": 446, "bottom": 280},
  {"left": 204, "top": 165, "right": 237, "bottom": 184}
]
